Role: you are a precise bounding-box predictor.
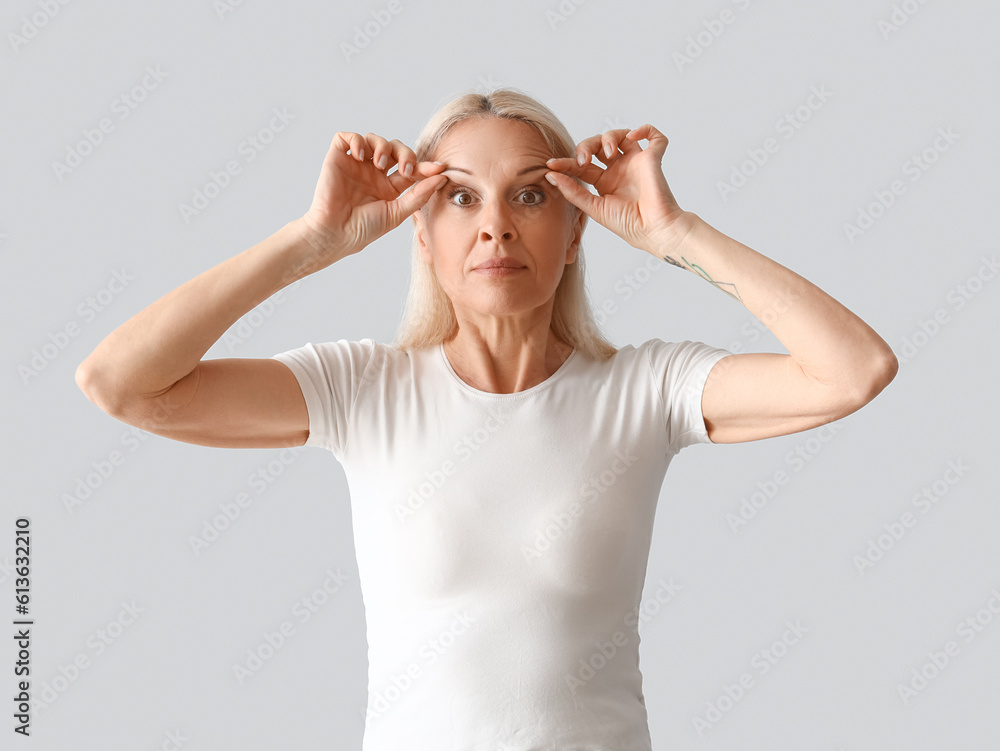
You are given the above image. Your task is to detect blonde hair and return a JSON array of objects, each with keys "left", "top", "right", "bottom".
[{"left": 391, "top": 86, "right": 618, "bottom": 361}]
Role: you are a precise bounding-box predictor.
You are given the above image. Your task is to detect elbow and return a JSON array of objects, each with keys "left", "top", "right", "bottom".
[
  {"left": 75, "top": 359, "right": 98, "bottom": 403},
  {"left": 845, "top": 349, "right": 899, "bottom": 411},
  {"left": 75, "top": 359, "right": 128, "bottom": 418},
  {"left": 880, "top": 349, "right": 900, "bottom": 388},
  {"left": 74, "top": 359, "right": 94, "bottom": 396},
  {"left": 868, "top": 347, "right": 899, "bottom": 397}
]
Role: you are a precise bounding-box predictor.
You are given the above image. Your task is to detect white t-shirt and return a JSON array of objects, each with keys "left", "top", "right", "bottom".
[{"left": 271, "top": 337, "right": 731, "bottom": 751}]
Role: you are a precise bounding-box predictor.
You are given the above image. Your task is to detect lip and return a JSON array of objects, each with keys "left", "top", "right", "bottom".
[
  {"left": 474, "top": 258, "right": 525, "bottom": 269},
  {"left": 473, "top": 258, "right": 526, "bottom": 276},
  {"left": 473, "top": 265, "right": 525, "bottom": 277}
]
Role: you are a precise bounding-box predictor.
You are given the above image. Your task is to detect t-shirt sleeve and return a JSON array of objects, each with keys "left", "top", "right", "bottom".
[
  {"left": 644, "top": 338, "right": 733, "bottom": 454},
  {"left": 270, "top": 338, "right": 377, "bottom": 459}
]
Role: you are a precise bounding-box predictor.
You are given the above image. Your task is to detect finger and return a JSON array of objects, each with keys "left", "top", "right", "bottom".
[
  {"left": 572, "top": 134, "right": 609, "bottom": 167},
  {"left": 374, "top": 136, "right": 418, "bottom": 176},
  {"left": 544, "top": 157, "right": 605, "bottom": 186},
  {"left": 392, "top": 152, "right": 445, "bottom": 183},
  {"left": 386, "top": 160, "right": 446, "bottom": 192},
  {"left": 332, "top": 131, "right": 360, "bottom": 160},
  {"left": 544, "top": 170, "right": 602, "bottom": 218},
  {"left": 615, "top": 128, "right": 642, "bottom": 154},
  {"left": 601, "top": 128, "right": 638, "bottom": 161},
  {"left": 337, "top": 132, "right": 367, "bottom": 161},
  {"left": 387, "top": 139, "right": 417, "bottom": 178},
  {"left": 364, "top": 132, "right": 393, "bottom": 171},
  {"left": 626, "top": 124, "right": 669, "bottom": 161},
  {"left": 388, "top": 174, "right": 449, "bottom": 223}
]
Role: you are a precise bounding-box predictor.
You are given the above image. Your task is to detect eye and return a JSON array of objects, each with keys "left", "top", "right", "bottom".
[
  {"left": 446, "top": 188, "right": 474, "bottom": 207},
  {"left": 444, "top": 187, "right": 547, "bottom": 208},
  {"left": 519, "top": 190, "right": 546, "bottom": 206}
]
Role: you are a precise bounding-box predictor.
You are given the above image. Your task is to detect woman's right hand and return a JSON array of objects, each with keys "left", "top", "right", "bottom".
[{"left": 298, "top": 131, "right": 448, "bottom": 263}]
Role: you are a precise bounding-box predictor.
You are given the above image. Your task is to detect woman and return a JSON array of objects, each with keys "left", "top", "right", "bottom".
[{"left": 76, "top": 88, "right": 897, "bottom": 749}]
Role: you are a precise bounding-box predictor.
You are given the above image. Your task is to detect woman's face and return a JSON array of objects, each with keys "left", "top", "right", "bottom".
[{"left": 412, "top": 116, "right": 586, "bottom": 321}]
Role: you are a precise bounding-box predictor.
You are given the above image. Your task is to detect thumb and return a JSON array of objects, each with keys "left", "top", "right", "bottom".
[
  {"left": 545, "top": 171, "right": 601, "bottom": 220},
  {"left": 388, "top": 174, "right": 448, "bottom": 224}
]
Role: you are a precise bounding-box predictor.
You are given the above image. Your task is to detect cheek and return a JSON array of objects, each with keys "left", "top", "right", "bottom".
[
  {"left": 422, "top": 211, "right": 458, "bottom": 248},
  {"left": 426, "top": 206, "right": 472, "bottom": 235}
]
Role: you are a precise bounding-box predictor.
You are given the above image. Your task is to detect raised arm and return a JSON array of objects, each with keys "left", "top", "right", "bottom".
[
  {"left": 657, "top": 213, "right": 897, "bottom": 443},
  {"left": 542, "top": 122, "right": 897, "bottom": 444},
  {"left": 76, "top": 131, "right": 447, "bottom": 448},
  {"left": 74, "top": 218, "right": 340, "bottom": 448}
]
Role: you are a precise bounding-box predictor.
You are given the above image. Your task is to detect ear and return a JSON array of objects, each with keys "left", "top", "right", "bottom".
[
  {"left": 411, "top": 209, "right": 433, "bottom": 265},
  {"left": 565, "top": 206, "right": 587, "bottom": 265}
]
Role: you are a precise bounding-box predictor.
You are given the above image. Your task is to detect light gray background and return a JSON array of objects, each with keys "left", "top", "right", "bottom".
[{"left": 3, "top": 0, "right": 998, "bottom": 749}]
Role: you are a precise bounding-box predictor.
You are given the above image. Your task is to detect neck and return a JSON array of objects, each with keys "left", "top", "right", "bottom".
[{"left": 443, "top": 330, "right": 572, "bottom": 394}]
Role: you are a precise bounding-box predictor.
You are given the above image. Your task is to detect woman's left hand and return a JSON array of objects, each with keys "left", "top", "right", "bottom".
[{"left": 544, "top": 124, "right": 695, "bottom": 259}]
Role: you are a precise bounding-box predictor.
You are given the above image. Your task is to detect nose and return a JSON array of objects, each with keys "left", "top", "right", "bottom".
[{"left": 478, "top": 197, "right": 517, "bottom": 244}]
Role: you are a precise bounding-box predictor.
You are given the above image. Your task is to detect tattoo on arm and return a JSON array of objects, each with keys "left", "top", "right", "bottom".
[{"left": 661, "top": 253, "right": 743, "bottom": 305}]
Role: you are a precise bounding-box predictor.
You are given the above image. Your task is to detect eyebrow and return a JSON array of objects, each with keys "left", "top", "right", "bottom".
[{"left": 443, "top": 164, "right": 549, "bottom": 177}]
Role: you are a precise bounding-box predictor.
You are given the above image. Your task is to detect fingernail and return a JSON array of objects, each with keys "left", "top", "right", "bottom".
[
  {"left": 378, "top": 154, "right": 387, "bottom": 170},
  {"left": 604, "top": 144, "right": 613, "bottom": 158},
  {"left": 403, "top": 162, "right": 413, "bottom": 177},
  {"left": 577, "top": 153, "right": 586, "bottom": 166},
  {"left": 545, "top": 173, "right": 558, "bottom": 185}
]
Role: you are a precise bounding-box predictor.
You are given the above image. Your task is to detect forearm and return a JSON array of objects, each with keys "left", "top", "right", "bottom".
[
  {"left": 655, "top": 212, "right": 897, "bottom": 392},
  {"left": 76, "top": 218, "right": 333, "bottom": 408}
]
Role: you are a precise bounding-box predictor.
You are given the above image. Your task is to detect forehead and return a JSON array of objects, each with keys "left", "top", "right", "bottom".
[{"left": 434, "top": 117, "right": 551, "bottom": 167}]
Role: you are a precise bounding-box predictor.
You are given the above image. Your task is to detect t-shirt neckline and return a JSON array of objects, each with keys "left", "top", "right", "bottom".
[{"left": 437, "top": 342, "right": 578, "bottom": 399}]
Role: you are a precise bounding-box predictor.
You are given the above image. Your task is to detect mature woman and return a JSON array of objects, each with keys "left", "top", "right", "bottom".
[{"left": 76, "top": 88, "right": 897, "bottom": 750}]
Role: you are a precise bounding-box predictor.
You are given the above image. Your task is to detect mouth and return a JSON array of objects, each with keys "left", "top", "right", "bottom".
[
  {"left": 474, "top": 259, "right": 526, "bottom": 270},
  {"left": 473, "top": 262, "right": 526, "bottom": 277}
]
